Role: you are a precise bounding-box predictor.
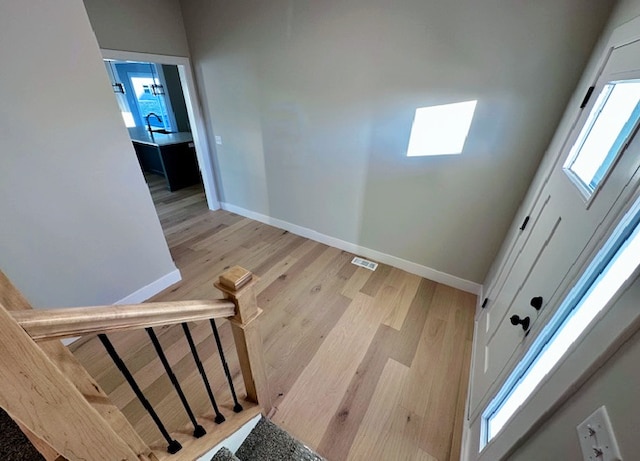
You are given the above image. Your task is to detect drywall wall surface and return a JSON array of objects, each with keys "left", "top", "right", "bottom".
[
  {"left": 0, "top": 0, "right": 177, "bottom": 307},
  {"left": 507, "top": 275, "right": 640, "bottom": 461},
  {"left": 83, "top": 0, "right": 189, "bottom": 56},
  {"left": 482, "top": 0, "right": 640, "bottom": 294},
  {"left": 181, "top": 0, "right": 615, "bottom": 283},
  {"left": 610, "top": 0, "right": 640, "bottom": 27}
]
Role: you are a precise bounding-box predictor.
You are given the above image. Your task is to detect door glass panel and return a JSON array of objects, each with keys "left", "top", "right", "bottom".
[
  {"left": 563, "top": 80, "right": 640, "bottom": 197},
  {"left": 481, "top": 194, "right": 640, "bottom": 447}
]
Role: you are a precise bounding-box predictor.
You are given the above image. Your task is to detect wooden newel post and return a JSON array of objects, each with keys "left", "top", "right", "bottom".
[{"left": 215, "top": 266, "right": 272, "bottom": 414}]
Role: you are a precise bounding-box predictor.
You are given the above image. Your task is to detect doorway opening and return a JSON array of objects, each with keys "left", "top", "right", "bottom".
[
  {"left": 101, "top": 50, "right": 220, "bottom": 216},
  {"left": 105, "top": 58, "right": 204, "bottom": 198}
]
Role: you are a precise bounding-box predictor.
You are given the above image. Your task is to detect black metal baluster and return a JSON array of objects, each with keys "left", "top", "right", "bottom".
[
  {"left": 210, "top": 319, "right": 243, "bottom": 413},
  {"left": 146, "top": 327, "right": 206, "bottom": 438},
  {"left": 98, "top": 334, "right": 182, "bottom": 454},
  {"left": 181, "top": 322, "right": 226, "bottom": 424}
]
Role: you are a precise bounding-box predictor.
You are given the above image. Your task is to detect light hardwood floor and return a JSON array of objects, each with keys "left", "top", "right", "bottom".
[{"left": 71, "top": 174, "right": 476, "bottom": 461}]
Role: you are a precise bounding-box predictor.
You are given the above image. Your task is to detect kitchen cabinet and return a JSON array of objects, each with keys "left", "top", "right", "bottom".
[{"left": 129, "top": 128, "right": 200, "bottom": 192}]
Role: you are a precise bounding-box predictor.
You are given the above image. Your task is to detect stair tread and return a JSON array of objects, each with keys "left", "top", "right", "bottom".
[
  {"left": 235, "top": 417, "right": 325, "bottom": 461},
  {"left": 211, "top": 447, "right": 241, "bottom": 461}
]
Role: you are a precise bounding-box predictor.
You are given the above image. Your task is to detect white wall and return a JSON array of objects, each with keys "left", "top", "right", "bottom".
[
  {"left": 83, "top": 0, "right": 190, "bottom": 56},
  {"left": 0, "top": 0, "right": 177, "bottom": 307},
  {"left": 179, "top": 0, "right": 615, "bottom": 284}
]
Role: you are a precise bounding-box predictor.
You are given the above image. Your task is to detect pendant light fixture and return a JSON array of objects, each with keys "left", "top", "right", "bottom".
[
  {"left": 107, "top": 60, "right": 125, "bottom": 94},
  {"left": 149, "top": 62, "right": 165, "bottom": 96}
]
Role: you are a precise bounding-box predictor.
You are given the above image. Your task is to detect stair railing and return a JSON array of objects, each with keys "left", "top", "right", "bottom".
[{"left": 0, "top": 266, "right": 270, "bottom": 461}]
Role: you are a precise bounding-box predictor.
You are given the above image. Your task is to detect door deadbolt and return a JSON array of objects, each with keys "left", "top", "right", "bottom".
[{"left": 530, "top": 296, "right": 543, "bottom": 310}]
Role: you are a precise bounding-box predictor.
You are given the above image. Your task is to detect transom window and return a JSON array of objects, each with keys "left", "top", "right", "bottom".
[{"left": 563, "top": 80, "right": 640, "bottom": 198}]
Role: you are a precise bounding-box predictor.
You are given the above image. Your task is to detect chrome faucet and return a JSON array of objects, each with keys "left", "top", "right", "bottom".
[{"left": 145, "top": 112, "right": 162, "bottom": 133}]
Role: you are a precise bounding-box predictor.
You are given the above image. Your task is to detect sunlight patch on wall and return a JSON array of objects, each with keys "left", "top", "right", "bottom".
[{"left": 407, "top": 100, "right": 477, "bottom": 157}]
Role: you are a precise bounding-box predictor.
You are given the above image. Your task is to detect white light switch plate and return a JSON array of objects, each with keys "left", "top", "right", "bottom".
[
  {"left": 576, "top": 406, "right": 622, "bottom": 461},
  {"left": 215, "top": 135, "right": 222, "bottom": 145}
]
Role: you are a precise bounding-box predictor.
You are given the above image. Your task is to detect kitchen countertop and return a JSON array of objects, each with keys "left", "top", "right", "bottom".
[{"left": 128, "top": 127, "right": 194, "bottom": 147}]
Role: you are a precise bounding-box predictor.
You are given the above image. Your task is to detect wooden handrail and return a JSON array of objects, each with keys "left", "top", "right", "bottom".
[
  {"left": 0, "top": 299, "right": 142, "bottom": 460},
  {"left": 11, "top": 300, "right": 235, "bottom": 341},
  {"left": 1, "top": 270, "right": 155, "bottom": 460},
  {"left": 0, "top": 265, "right": 270, "bottom": 460}
]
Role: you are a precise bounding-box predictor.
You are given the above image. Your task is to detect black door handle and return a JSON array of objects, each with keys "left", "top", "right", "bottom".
[
  {"left": 510, "top": 315, "right": 530, "bottom": 332},
  {"left": 530, "top": 296, "right": 543, "bottom": 310}
]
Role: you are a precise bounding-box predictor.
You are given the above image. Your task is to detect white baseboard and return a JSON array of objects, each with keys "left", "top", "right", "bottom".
[
  {"left": 114, "top": 268, "right": 182, "bottom": 305},
  {"left": 220, "top": 202, "right": 482, "bottom": 295},
  {"left": 61, "top": 337, "right": 81, "bottom": 346}
]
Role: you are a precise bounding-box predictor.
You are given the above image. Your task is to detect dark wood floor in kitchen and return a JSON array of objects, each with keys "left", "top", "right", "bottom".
[{"left": 72, "top": 173, "right": 476, "bottom": 461}]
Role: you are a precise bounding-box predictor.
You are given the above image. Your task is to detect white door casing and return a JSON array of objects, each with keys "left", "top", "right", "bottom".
[{"left": 101, "top": 49, "right": 221, "bottom": 211}]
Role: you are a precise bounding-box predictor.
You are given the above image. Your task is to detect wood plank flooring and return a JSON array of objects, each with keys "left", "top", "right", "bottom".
[{"left": 71, "top": 174, "right": 476, "bottom": 461}]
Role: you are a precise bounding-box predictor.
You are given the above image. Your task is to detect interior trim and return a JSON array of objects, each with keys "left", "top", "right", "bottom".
[
  {"left": 114, "top": 268, "right": 182, "bottom": 305},
  {"left": 220, "top": 202, "right": 482, "bottom": 295}
]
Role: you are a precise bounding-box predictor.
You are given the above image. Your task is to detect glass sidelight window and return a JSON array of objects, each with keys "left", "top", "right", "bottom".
[
  {"left": 563, "top": 80, "right": 640, "bottom": 199},
  {"left": 481, "top": 194, "right": 640, "bottom": 447}
]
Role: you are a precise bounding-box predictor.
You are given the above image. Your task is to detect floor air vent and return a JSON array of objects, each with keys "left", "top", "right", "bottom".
[{"left": 351, "top": 257, "right": 378, "bottom": 271}]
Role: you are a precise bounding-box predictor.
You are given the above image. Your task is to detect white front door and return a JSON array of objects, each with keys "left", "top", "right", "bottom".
[{"left": 469, "top": 38, "right": 640, "bottom": 421}]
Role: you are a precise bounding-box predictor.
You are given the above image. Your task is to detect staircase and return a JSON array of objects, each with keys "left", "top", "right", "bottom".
[
  {"left": 0, "top": 401, "right": 323, "bottom": 461},
  {"left": 211, "top": 417, "right": 325, "bottom": 461},
  {"left": 0, "top": 408, "right": 46, "bottom": 461},
  {"left": 0, "top": 266, "right": 274, "bottom": 461}
]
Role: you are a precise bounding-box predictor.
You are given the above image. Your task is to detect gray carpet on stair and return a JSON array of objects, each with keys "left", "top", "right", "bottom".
[
  {"left": 234, "top": 417, "right": 325, "bottom": 461},
  {"left": 0, "top": 408, "right": 45, "bottom": 461},
  {"left": 211, "top": 446, "right": 242, "bottom": 461}
]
